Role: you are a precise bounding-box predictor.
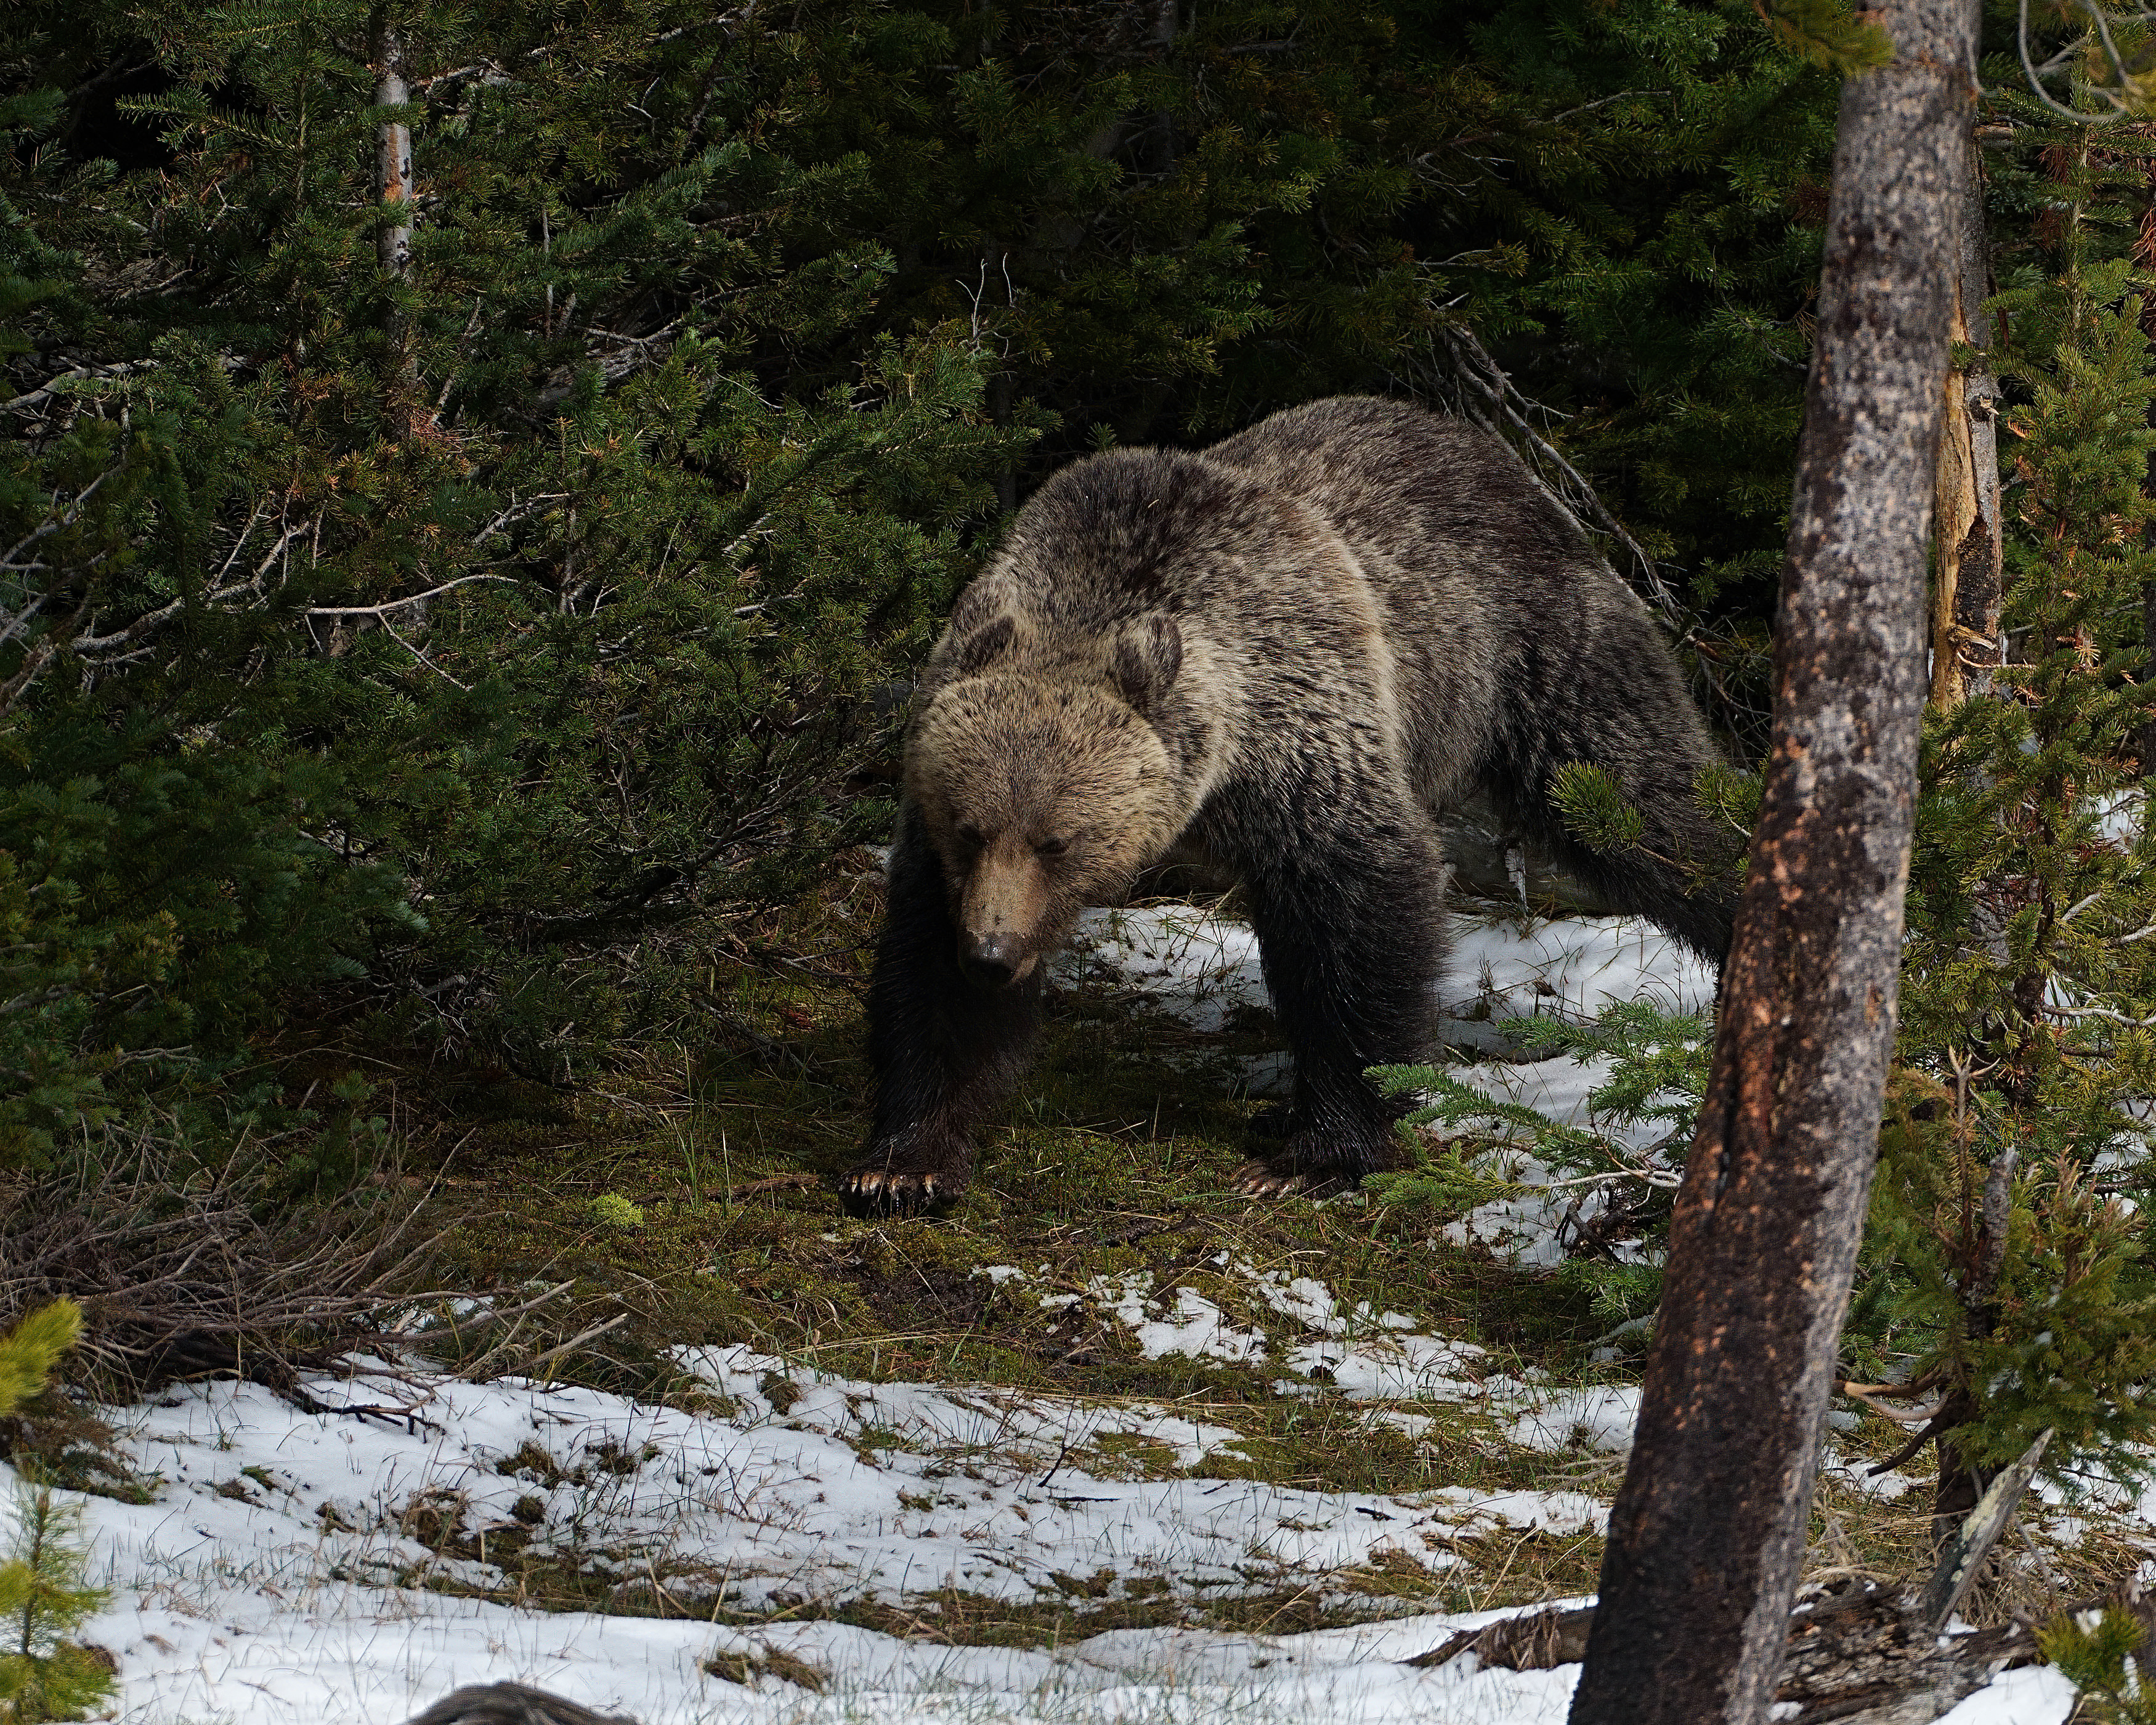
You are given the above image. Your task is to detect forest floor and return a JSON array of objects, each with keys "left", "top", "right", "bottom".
[{"left": 24, "top": 856, "right": 2133, "bottom": 1721}]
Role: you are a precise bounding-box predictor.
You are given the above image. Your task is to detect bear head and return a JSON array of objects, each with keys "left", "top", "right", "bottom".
[{"left": 907, "top": 611, "right": 1185, "bottom": 989}]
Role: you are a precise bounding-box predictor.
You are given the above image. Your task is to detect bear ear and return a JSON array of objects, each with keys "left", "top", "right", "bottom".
[
  {"left": 952, "top": 613, "right": 1021, "bottom": 677},
  {"left": 1111, "top": 614, "right": 1183, "bottom": 717}
]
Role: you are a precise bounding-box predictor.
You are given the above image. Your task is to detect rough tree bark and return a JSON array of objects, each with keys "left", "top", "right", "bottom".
[
  {"left": 1565, "top": 3, "right": 1980, "bottom": 1722},
  {"left": 1929, "top": 132, "right": 2005, "bottom": 710}
]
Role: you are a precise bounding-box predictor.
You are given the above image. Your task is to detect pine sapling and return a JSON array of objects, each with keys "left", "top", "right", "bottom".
[
  {"left": 0, "top": 1488, "right": 113, "bottom": 1725},
  {"left": 0, "top": 1301, "right": 111, "bottom": 1724}
]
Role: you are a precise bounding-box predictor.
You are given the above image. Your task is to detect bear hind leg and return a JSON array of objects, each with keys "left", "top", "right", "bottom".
[{"left": 1488, "top": 638, "right": 1740, "bottom": 965}]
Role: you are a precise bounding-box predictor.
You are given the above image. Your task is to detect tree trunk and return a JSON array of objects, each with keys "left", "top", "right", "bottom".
[
  {"left": 1566, "top": 5, "right": 1979, "bottom": 1723},
  {"left": 1929, "top": 134, "right": 2004, "bottom": 709},
  {"left": 371, "top": 9, "right": 422, "bottom": 437}
]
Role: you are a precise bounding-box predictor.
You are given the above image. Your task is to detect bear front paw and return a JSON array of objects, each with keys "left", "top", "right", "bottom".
[{"left": 838, "top": 1140, "right": 971, "bottom": 1216}]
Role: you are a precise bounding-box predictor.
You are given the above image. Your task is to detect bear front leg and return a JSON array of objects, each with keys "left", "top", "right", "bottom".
[
  {"left": 1236, "top": 812, "right": 1445, "bottom": 1197},
  {"left": 841, "top": 804, "right": 1044, "bottom": 1214}
]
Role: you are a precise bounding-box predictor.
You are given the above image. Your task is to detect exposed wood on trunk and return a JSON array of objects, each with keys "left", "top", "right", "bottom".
[
  {"left": 1412, "top": 1579, "right": 2039, "bottom": 1725},
  {"left": 1565, "top": 4, "right": 1980, "bottom": 1721},
  {"left": 1929, "top": 136, "right": 2004, "bottom": 709},
  {"left": 374, "top": 18, "right": 413, "bottom": 282}
]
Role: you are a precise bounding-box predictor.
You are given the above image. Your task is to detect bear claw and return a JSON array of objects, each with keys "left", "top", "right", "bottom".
[
  {"left": 838, "top": 1160, "right": 966, "bottom": 1217},
  {"left": 1230, "top": 1158, "right": 1361, "bottom": 1200}
]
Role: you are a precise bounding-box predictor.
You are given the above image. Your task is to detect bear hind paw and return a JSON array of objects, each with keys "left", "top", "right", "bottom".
[
  {"left": 1230, "top": 1155, "right": 1363, "bottom": 1201},
  {"left": 1232, "top": 1123, "right": 1397, "bottom": 1199}
]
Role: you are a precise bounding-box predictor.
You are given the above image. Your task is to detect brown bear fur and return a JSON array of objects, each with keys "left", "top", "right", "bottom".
[{"left": 841, "top": 396, "right": 1737, "bottom": 1212}]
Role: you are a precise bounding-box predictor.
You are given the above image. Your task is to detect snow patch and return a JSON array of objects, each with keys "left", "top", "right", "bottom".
[
  {"left": 1505, "top": 1389, "right": 1641, "bottom": 1456},
  {"left": 63, "top": 1355, "right": 1638, "bottom": 1725}
]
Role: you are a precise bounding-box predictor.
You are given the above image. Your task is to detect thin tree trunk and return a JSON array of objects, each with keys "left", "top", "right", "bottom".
[
  {"left": 2138, "top": 139, "right": 2156, "bottom": 775},
  {"left": 1566, "top": 4, "right": 1979, "bottom": 1723},
  {"left": 1930, "top": 135, "right": 2004, "bottom": 709},
  {"left": 371, "top": 9, "right": 422, "bottom": 437},
  {"left": 1928, "top": 1141, "right": 2017, "bottom": 1551},
  {"left": 1137, "top": 0, "right": 1178, "bottom": 177},
  {"left": 373, "top": 18, "right": 413, "bottom": 282},
  {"left": 2139, "top": 580, "right": 2156, "bottom": 773}
]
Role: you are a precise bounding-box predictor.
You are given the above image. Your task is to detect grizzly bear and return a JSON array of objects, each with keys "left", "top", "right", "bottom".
[{"left": 840, "top": 396, "right": 1737, "bottom": 1213}]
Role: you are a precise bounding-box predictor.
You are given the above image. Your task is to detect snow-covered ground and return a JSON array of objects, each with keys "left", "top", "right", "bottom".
[
  {"left": 25, "top": 905, "right": 2084, "bottom": 1723},
  {"left": 62, "top": 1337, "right": 2067, "bottom": 1725},
  {"left": 1058, "top": 901, "right": 1719, "bottom": 1050},
  {"left": 78, "top": 1343, "right": 1611, "bottom": 1724}
]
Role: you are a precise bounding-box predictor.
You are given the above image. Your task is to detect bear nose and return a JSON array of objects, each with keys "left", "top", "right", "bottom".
[{"left": 963, "top": 932, "right": 1023, "bottom": 988}]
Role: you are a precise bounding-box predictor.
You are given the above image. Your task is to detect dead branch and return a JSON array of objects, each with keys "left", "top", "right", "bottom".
[
  {"left": 0, "top": 1140, "right": 448, "bottom": 1400},
  {"left": 306, "top": 572, "right": 522, "bottom": 619},
  {"left": 0, "top": 467, "right": 120, "bottom": 576},
  {"left": 1916, "top": 1427, "right": 2051, "bottom": 1631},
  {"left": 1, "top": 360, "right": 158, "bottom": 415},
  {"left": 1836, "top": 1382, "right": 1951, "bottom": 1424},
  {"left": 517, "top": 1311, "right": 632, "bottom": 1379},
  {"left": 1406, "top": 1575, "right": 2039, "bottom": 1724},
  {"left": 1413, "top": 322, "right": 1684, "bottom": 625}
]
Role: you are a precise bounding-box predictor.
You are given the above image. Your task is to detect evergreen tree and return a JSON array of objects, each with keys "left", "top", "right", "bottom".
[
  {"left": 1882, "top": 121, "right": 2156, "bottom": 1522},
  {"left": 0, "top": 0, "right": 1031, "bottom": 1117},
  {"left": 0, "top": 1301, "right": 111, "bottom": 1725},
  {"left": 0, "top": 1482, "right": 111, "bottom": 1725}
]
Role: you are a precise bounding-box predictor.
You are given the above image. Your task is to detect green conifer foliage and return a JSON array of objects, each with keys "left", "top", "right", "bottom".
[
  {"left": 0, "top": 1302, "right": 81, "bottom": 1419},
  {"left": 1879, "top": 158, "right": 2156, "bottom": 1492},
  {"left": 0, "top": 1301, "right": 110, "bottom": 1725},
  {"left": 1404, "top": 1, "right": 1842, "bottom": 617},
  {"left": 502, "top": 0, "right": 1847, "bottom": 606},
  {"left": 1, "top": 0, "right": 1032, "bottom": 1102},
  {"left": 0, "top": 1490, "right": 113, "bottom": 1724},
  {"left": 2036, "top": 1607, "right": 2156, "bottom": 1723}
]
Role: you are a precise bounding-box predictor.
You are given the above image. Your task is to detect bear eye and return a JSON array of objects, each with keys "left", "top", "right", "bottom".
[
  {"left": 1034, "top": 836, "right": 1071, "bottom": 858},
  {"left": 955, "top": 823, "right": 987, "bottom": 850}
]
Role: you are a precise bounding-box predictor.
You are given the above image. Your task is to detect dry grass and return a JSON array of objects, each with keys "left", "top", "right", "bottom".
[{"left": 0, "top": 1139, "right": 442, "bottom": 1401}]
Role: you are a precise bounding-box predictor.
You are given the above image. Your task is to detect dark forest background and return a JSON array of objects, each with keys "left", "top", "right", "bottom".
[{"left": 0, "top": 0, "right": 1858, "bottom": 1125}]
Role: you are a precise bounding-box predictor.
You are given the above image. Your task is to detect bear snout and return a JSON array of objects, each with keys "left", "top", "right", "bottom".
[
  {"left": 960, "top": 929, "right": 1031, "bottom": 989},
  {"left": 955, "top": 845, "right": 1053, "bottom": 988}
]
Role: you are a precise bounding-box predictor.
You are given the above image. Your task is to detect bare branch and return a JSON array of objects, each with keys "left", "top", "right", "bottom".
[
  {"left": 1411, "top": 324, "right": 1684, "bottom": 625},
  {"left": 306, "top": 573, "right": 522, "bottom": 618},
  {"left": 0, "top": 466, "right": 119, "bottom": 572},
  {"left": 469, "top": 492, "right": 569, "bottom": 548},
  {"left": 1, "top": 360, "right": 158, "bottom": 415},
  {"left": 1836, "top": 1382, "right": 1952, "bottom": 1423},
  {"left": 2018, "top": 0, "right": 2137, "bottom": 122},
  {"left": 379, "top": 617, "right": 470, "bottom": 689}
]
